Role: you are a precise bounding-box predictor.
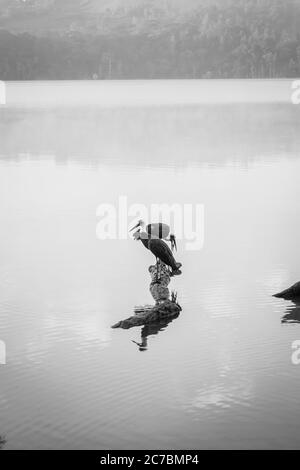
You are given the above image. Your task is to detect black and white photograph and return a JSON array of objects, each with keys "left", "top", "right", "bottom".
[{"left": 0, "top": 0, "right": 300, "bottom": 454}]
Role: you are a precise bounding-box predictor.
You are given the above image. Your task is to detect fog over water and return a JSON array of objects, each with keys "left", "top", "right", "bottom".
[{"left": 0, "top": 80, "right": 300, "bottom": 449}]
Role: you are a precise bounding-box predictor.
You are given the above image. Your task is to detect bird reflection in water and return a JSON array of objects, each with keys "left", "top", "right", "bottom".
[
  {"left": 112, "top": 263, "right": 181, "bottom": 351},
  {"left": 132, "top": 292, "right": 181, "bottom": 351}
]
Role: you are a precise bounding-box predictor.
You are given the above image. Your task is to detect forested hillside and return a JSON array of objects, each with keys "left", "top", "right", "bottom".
[{"left": 0, "top": 0, "right": 299, "bottom": 79}]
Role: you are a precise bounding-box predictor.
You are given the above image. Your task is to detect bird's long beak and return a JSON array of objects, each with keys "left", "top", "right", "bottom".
[{"left": 129, "top": 221, "right": 140, "bottom": 232}]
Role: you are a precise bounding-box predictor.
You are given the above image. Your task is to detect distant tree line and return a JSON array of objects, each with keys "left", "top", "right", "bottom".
[{"left": 0, "top": 0, "right": 300, "bottom": 79}]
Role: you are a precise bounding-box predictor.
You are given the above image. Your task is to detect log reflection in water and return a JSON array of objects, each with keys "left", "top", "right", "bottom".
[
  {"left": 112, "top": 262, "right": 181, "bottom": 349},
  {"left": 132, "top": 309, "right": 181, "bottom": 351}
]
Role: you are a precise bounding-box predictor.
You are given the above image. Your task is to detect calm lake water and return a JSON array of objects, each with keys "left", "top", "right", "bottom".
[{"left": 0, "top": 80, "right": 300, "bottom": 449}]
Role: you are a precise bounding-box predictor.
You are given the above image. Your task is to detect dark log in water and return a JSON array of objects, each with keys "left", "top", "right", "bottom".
[
  {"left": 111, "top": 262, "right": 181, "bottom": 330},
  {"left": 273, "top": 282, "right": 300, "bottom": 300}
]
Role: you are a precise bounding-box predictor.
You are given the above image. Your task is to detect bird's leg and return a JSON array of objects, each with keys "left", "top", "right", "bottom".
[
  {"left": 158, "top": 259, "right": 162, "bottom": 281},
  {"left": 156, "top": 257, "right": 159, "bottom": 281}
]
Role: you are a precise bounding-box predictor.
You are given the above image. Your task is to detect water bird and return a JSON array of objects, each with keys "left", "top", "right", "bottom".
[
  {"left": 130, "top": 219, "right": 177, "bottom": 251},
  {"left": 133, "top": 230, "right": 181, "bottom": 276}
]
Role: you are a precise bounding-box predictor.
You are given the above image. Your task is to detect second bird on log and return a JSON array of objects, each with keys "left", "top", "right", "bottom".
[
  {"left": 133, "top": 229, "right": 182, "bottom": 276},
  {"left": 130, "top": 219, "right": 177, "bottom": 251}
]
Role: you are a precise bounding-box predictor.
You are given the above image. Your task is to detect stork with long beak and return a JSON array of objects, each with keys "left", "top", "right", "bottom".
[
  {"left": 129, "top": 219, "right": 177, "bottom": 251},
  {"left": 133, "top": 229, "right": 181, "bottom": 279}
]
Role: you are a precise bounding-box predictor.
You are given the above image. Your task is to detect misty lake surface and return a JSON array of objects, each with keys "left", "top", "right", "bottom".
[{"left": 0, "top": 80, "right": 300, "bottom": 450}]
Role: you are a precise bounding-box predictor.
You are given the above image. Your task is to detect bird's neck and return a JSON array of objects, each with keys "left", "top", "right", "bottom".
[{"left": 140, "top": 231, "right": 150, "bottom": 249}]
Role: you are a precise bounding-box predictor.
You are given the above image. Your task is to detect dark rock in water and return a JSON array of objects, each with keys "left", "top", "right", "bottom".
[{"left": 273, "top": 281, "right": 300, "bottom": 300}]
